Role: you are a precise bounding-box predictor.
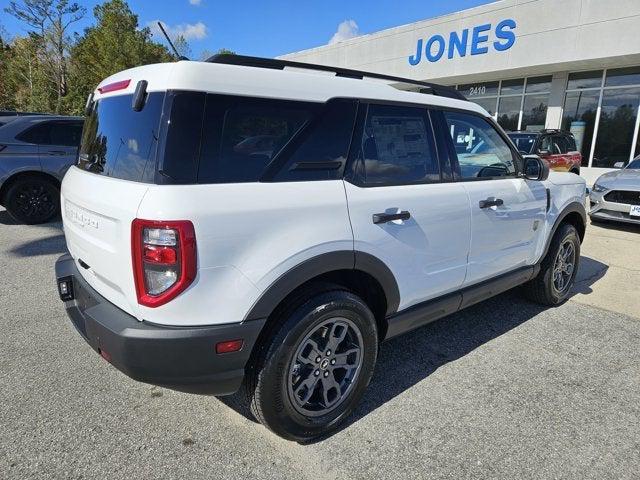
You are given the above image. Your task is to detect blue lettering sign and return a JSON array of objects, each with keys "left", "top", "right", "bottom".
[
  {"left": 448, "top": 29, "right": 468, "bottom": 59},
  {"left": 408, "top": 19, "right": 517, "bottom": 66},
  {"left": 425, "top": 34, "right": 445, "bottom": 62},
  {"left": 471, "top": 23, "right": 491, "bottom": 55},
  {"left": 409, "top": 39, "right": 423, "bottom": 66},
  {"left": 494, "top": 19, "right": 516, "bottom": 51}
]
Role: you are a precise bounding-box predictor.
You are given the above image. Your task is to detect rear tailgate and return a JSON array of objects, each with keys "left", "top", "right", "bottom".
[{"left": 61, "top": 166, "right": 148, "bottom": 318}]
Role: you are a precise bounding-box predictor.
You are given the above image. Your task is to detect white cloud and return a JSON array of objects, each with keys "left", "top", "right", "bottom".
[
  {"left": 148, "top": 20, "right": 208, "bottom": 41},
  {"left": 328, "top": 19, "right": 360, "bottom": 45},
  {"left": 189, "top": 0, "right": 201, "bottom": 5}
]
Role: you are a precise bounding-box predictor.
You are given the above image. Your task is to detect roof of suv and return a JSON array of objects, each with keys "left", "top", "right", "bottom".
[{"left": 94, "top": 60, "right": 489, "bottom": 117}]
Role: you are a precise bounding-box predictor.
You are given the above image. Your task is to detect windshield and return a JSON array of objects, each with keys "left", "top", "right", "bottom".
[
  {"left": 77, "top": 92, "right": 164, "bottom": 182},
  {"left": 626, "top": 157, "right": 640, "bottom": 169},
  {"left": 507, "top": 133, "right": 537, "bottom": 154}
]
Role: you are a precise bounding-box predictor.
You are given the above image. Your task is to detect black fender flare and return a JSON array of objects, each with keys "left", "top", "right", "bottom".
[
  {"left": 541, "top": 201, "right": 587, "bottom": 259},
  {"left": 244, "top": 250, "right": 400, "bottom": 321}
]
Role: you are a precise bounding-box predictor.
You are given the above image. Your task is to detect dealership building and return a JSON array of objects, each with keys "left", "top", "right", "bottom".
[{"left": 281, "top": 0, "right": 640, "bottom": 181}]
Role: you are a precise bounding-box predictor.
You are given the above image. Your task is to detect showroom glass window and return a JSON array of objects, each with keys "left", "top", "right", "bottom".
[
  {"left": 563, "top": 67, "right": 640, "bottom": 167},
  {"left": 457, "top": 76, "right": 551, "bottom": 132}
]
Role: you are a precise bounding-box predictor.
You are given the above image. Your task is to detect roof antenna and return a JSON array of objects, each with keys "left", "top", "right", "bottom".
[{"left": 157, "top": 21, "right": 189, "bottom": 61}]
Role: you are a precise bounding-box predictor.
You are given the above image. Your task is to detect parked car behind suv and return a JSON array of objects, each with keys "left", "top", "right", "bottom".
[
  {"left": 590, "top": 155, "right": 640, "bottom": 224},
  {"left": 0, "top": 115, "right": 84, "bottom": 223},
  {"left": 55, "top": 55, "right": 587, "bottom": 441},
  {"left": 507, "top": 130, "right": 582, "bottom": 175}
]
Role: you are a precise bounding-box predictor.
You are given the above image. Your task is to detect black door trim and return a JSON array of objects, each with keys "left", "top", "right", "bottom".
[{"left": 383, "top": 264, "right": 539, "bottom": 341}]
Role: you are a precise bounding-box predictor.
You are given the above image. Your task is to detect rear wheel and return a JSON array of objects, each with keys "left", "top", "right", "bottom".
[
  {"left": 523, "top": 223, "right": 580, "bottom": 305},
  {"left": 4, "top": 176, "right": 60, "bottom": 224},
  {"left": 245, "top": 287, "right": 378, "bottom": 441}
]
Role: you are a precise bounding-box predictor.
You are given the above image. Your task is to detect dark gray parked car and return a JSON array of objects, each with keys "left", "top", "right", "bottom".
[{"left": 0, "top": 115, "right": 83, "bottom": 224}]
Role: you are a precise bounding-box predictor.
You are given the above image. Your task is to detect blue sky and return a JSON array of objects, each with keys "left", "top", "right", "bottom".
[{"left": 1, "top": 0, "right": 494, "bottom": 58}]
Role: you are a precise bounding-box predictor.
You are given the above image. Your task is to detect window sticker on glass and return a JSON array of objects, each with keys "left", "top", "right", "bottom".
[{"left": 370, "top": 116, "right": 429, "bottom": 167}]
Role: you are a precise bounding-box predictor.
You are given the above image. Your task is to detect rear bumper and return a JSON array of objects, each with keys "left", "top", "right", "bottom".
[{"left": 55, "top": 253, "right": 266, "bottom": 395}]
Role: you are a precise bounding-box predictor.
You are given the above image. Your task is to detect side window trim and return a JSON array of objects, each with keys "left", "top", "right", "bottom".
[
  {"left": 439, "top": 108, "right": 523, "bottom": 181},
  {"left": 344, "top": 101, "right": 443, "bottom": 188}
]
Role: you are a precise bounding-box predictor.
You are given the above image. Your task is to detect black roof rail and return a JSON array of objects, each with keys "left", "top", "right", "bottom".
[{"left": 206, "top": 54, "right": 467, "bottom": 102}]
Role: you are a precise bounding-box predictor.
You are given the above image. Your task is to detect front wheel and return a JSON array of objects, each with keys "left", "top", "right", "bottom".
[
  {"left": 523, "top": 223, "right": 581, "bottom": 305},
  {"left": 245, "top": 287, "right": 378, "bottom": 441}
]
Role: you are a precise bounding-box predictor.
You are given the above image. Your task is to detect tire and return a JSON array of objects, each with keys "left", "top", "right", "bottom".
[
  {"left": 245, "top": 286, "right": 378, "bottom": 442},
  {"left": 4, "top": 176, "right": 60, "bottom": 224},
  {"left": 523, "top": 223, "right": 580, "bottom": 305}
]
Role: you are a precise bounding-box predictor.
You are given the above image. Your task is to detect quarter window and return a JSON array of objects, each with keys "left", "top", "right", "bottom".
[
  {"left": 270, "top": 99, "right": 357, "bottom": 182},
  {"left": 198, "top": 95, "right": 317, "bottom": 183},
  {"left": 354, "top": 104, "right": 439, "bottom": 185},
  {"left": 443, "top": 111, "right": 517, "bottom": 179}
]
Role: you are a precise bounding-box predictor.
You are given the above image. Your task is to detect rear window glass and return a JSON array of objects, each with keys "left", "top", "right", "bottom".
[
  {"left": 197, "top": 95, "right": 318, "bottom": 183},
  {"left": 77, "top": 92, "right": 164, "bottom": 182}
]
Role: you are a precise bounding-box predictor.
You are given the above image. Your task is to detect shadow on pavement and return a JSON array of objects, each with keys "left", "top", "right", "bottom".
[
  {"left": 8, "top": 233, "right": 66, "bottom": 257},
  {"left": 219, "top": 257, "right": 606, "bottom": 443},
  {"left": 589, "top": 218, "right": 640, "bottom": 234},
  {"left": 572, "top": 255, "right": 609, "bottom": 295},
  {"left": 0, "top": 208, "right": 62, "bottom": 228}
]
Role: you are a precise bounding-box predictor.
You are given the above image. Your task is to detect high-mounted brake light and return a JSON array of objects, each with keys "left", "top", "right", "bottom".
[
  {"left": 132, "top": 219, "right": 197, "bottom": 308},
  {"left": 98, "top": 79, "right": 131, "bottom": 94}
]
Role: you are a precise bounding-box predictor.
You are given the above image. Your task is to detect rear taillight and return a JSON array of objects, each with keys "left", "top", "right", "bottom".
[{"left": 132, "top": 219, "right": 196, "bottom": 307}]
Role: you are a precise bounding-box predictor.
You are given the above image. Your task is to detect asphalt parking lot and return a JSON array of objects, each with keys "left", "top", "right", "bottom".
[{"left": 1, "top": 207, "right": 639, "bottom": 480}]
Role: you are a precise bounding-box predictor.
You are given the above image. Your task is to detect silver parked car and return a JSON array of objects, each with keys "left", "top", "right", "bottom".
[
  {"left": 590, "top": 156, "right": 640, "bottom": 225},
  {"left": 0, "top": 115, "right": 83, "bottom": 224}
]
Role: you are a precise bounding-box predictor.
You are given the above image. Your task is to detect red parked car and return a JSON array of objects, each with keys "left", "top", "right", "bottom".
[{"left": 508, "top": 130, "right": 582, "bottom": 175}]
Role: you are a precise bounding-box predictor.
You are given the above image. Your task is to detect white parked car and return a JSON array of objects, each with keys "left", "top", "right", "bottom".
[
  {"left": 590, "top": 156, "right": 640, "bottom": 224},
  {"left": 55, "top": 55, "right": 587, "bottom": 441}
]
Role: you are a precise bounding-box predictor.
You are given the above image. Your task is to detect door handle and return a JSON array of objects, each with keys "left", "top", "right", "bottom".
[
  {"left": 372, "top": 211, "right": 411, "bottom": 224},
  {"left": 47, "top": 150, "right": 66, "bottom": 155},
  {"left": 479, "top": 198, "right": 504, "bottom": 209}
]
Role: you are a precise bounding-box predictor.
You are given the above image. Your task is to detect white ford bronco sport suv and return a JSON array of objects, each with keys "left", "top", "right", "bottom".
[{"left": 55, "top": 54, "right": 587, "bottom": 441}]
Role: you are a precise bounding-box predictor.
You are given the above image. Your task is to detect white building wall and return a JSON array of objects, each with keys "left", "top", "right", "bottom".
[{"left": 281, "top": 0, "right": 640, "bottom": 86}]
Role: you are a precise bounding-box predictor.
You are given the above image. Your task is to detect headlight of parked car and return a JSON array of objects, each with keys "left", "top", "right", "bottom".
[{"left": 592, "top": 183, "right": 608, "bottom": 193}]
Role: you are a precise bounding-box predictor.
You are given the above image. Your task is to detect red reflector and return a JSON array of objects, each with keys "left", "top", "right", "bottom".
[
  {"left": 98, "top": 79, "right": 131, "bottom": 94},
  {"left": 215, "top": 339, "right": 243, "bottom": 354},
  {"left": 143, "top": 245, "right": 177, "bottom": 264},
  {"left": 99, "top": 348, "right": 112, "bottom": 363}
]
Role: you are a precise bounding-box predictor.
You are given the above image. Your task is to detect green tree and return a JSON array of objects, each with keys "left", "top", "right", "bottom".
[
  {"left": 66, "top": 0, "right": 172, "bottom": 114},
  {"left": 198, "top": 47, "right": 235, "bottom": 61},
  {"left": 5, "top": 0, "right": 86, "bottom": 113},
  {"left": 172, "top": 34, "right": 191, "bottom": 59},
  {"left": 2, "top": 35, "right": 55, "bottom": 112}
]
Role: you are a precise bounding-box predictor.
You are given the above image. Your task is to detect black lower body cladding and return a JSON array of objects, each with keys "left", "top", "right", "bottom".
[{"left": 55, "top": 253, "right": 265, "bottom": 395}]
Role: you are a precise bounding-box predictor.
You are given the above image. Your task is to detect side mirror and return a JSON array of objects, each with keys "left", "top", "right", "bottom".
[
  {"left": 613, "top": 161, "right": 626, "bottom": 169},
  {"left": 537, "top": 149, "right": 550, "bottom": 156},
  {"left": 523, "top": 155, "right": 549, "bottom": 181}
]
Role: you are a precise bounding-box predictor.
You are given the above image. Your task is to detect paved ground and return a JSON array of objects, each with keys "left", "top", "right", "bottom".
[{"left": 1, "top": 207, "right": 639, "bottom": 480}]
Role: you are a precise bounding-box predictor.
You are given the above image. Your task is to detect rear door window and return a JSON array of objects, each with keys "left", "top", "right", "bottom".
[
  {"left": 77, "top": 92, "right": 164, "bottom": 182},
  {"left": 352, "top": 104, "right": 440, "bottom": 185},
  {"left": 197, "top": 95, "right": 318, "bottom": 183},
  {"left": 552, "top": 135, "right": 569, "bottom": 154},
  {"left": 49, "top": 121, "right": 84, "bottom": 146},
  {"left": 18, "top": 120, "right": 84, "bottom": 146}
]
